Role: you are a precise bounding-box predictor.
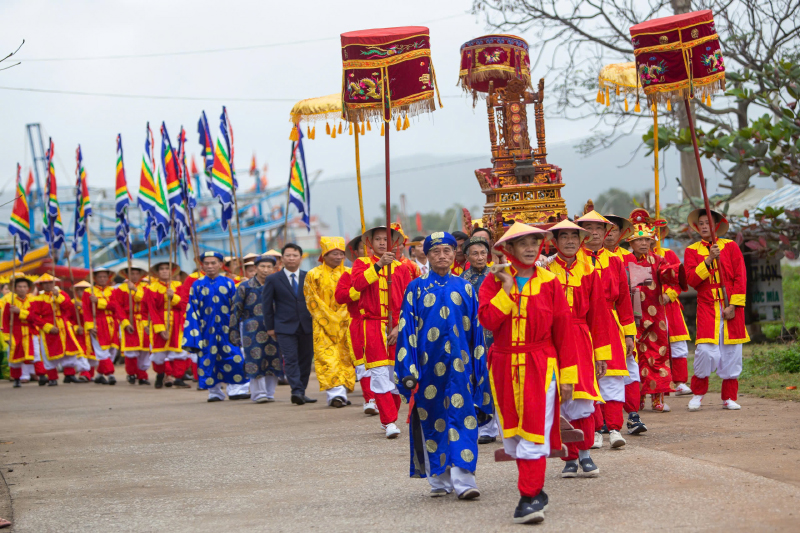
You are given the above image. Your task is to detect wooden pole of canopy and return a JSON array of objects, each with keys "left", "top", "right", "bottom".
[{"left": 384, "top": 124, "right": 393, "bottom": 334}]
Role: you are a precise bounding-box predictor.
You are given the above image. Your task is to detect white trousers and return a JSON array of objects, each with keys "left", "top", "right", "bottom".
[
  {"left": 599, "top": 374, "right": 625, "bottom": 401},
  {"left": 369, "top": 365, "right": 399, "bottom": 395},
  {"left": 478, "top": 416, "right": 500, "bottom": 438},
  {"left": 694, "top": 313, "right": 743, "bottom": 380},
  {"left": 208, "top": 383, "right": 226, "bottom": 401},
  {"left": 670, "top": 340, "right": 689, "bottom": 359},
  {"left": 19, "top": 339, "right": 44, "bottom": 379},
  {"left": 227, "top": 382, "right": 250, "bottom": 396},
  {"left": 355, "top": 364, "right": 369, "bottom": 381},
  {"left": 503, "top": 378, "right": 556, "bottom": 460},
  {"left": 423, "top": 446, "right": 477, "bottom": 495},
  {"left": 151, "top": 351, "right": 187, "bottom": 365},
  {"left": 623, "top": 354, "right": 640, "bottom": 385},
  {"left": 561, "top": 398, "right": 595, "bottom": 421},
  {"left": 326, "top": 385, "right": 349, "bottom": 404},
  {"left": 76, "top": 356, "right": 93, "bottom": 372},
  {"left": 250, "top": 375, "right": 278, "bottom": 401},
  {"left": 90, "top": 337, "right": 117, "bottom": 361},
  {"left": 125, "top": 350, "right": 152, "bottom": 371}
]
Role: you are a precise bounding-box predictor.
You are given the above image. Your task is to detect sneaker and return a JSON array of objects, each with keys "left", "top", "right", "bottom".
[
  {"left": 651, "top": 393, "right": 669, "bottom": 412},
  {"left": 127, "top": 375, "right": 136, "bottom": 385},
  {"left": 513, "top": 494, "right": 546, "bottom": 524},
  {"left": 458, "top": 488, "right": 481, "bottom": 500},
  {"left": 107, "top": 375, "right": 117, "bottom": 386},
  {"left": 255, "top": 397, "right": 271, "bottom": 404},
  {"left": 675, "top": 383, "right": 693, "bottom": 396},
  {"left": 688, "top": 395, "right": 703, "bottom": 411},
  {"left": 722, "top": 399, "right": 741, "bottom": 410},
  {"left": 384, "top": 423, "right": 401, "bottom": 439},
  {"left": 155, "top": 373, "right": 165, "bottom": 389},
  {"left": 609, "top": 429, "right": 626, "bottom": 448},
  {"left": 94, "top": 375, "right": 108, "bottom": 385},
  {"left": 627, "top": 412, "right": 648, "bottom": 435},
  {"left": 173, "top": 378, "right": 191, "bottom": 389},
  {"left": 561, "top": 461, "right": 579, "bottom": 478},
  {"left": 579, "top": 457, "right": 600, "bottom": 477},
  {"left": 600, "top": 422, "right": 609, "bottom": 434},
  {"left": 48, "top": 380, "right": 58, "bottom": 386},
  {"left": 430, "top": 488, "right": 449, "bottom": 497},
  {"left": 330, "top": 397, "right": 346, "bottom": 408},
  {"left": 591, "top": 431, "right": 603, "bottom": 449},
  {"left": 363, "top": 399, "right": 379, "bottom": 416}
]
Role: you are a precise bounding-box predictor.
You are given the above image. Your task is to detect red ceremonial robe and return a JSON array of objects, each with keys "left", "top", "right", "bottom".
[
  {"left": 335, "top": 270, "right": 364, "bottom": 366},
  {"left": 350, "top": 256, "right": 410, "bottom": 369},
  {"left": 576, "top": 247, "right": 636, "bottom": 376},
  {"left": 478, "top": 265, "right": 578, "bottom": 447},
  {"left": 34, "top": 290, "right": 83, "bottom": 360},
  {"left": 112, "top": 281, "right": 149, "bottom": 352},
  {"left": 2, "top": 295, "right": 41, "bottom": 364},
  {"left": 655, "top": 247, "right": 691, "bottom": 342},
  {"left": 144, "top": 280, "right": 185, "bottom": 352},
  {"left": 83, "top": 286, "right": 121, "bottom": 350},
  {"left": 546, "top": 256, "right": 612, "bottom": 402},
  {"left": 684, "top": 239, "right": 750, "bottom": 345}
]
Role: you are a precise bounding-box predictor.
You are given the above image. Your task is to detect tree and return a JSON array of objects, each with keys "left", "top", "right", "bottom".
[
  {"left": 592, "top": 187, "right": 650, "bottom": 216},
  {"left": 472, "top": 0, "right": 800, "bottom": 197},
  {"left": 365, "top": 204, "right": 479, "bottom": 236}
]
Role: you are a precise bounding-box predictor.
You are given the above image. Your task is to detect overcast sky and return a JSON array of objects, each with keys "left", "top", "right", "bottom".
[{"left": 1, "top": 0, "right": 768, "bottom": 232}]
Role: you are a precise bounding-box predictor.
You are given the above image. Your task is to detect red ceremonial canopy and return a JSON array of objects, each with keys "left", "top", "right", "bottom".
[
  {"left": 458, "top": 34, "right": 531, "bottom": 102},
  {"left": 340, "top": 26, "right": 441, "bottom": 123},
  {"left": 629, "top": 9, "right": 725, "bottom": 104}
]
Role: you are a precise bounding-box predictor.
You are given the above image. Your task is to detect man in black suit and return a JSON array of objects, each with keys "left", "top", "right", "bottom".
[{"left": 262, "top": 243, "right": 317, "bottom": 405}]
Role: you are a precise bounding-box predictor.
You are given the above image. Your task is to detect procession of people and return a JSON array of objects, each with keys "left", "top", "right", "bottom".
[{"left": 1, "top": 205, "right": 750, "bottom": 526}]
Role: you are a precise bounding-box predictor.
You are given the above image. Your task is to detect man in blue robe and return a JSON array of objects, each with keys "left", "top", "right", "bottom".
[
  {"left": 183, "top": 251, "right": 248, "bottom": 402},
  {"left": 229, "top": 254, "right": 284, "bottom": 403},
  {"left": 395, "top": 232, "right": 492, "bottom": 500}
]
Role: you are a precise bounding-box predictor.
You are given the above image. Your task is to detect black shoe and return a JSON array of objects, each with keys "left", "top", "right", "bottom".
[
  {"left": 278, "top": 377, "right": 289, "bottom": 386},
  {"left": 579, "top": 457, "right": 600, "bottom": 477},
  {"left": 154, "top": 373, "right": 165, "bottom": 389},
  {"left": 627, "top": 412, "right": 648, "bottom": 435},
  {"left": 13, "top": 379, "right": 21, "bottom": 388},
  {"left": 600, "top": 422, "right": 609, "bottom": 434},
  {"left": 229, "top": 394, "right": 249, "bottom": 400},
  {"left": 302, "top": 395, "right": 318, "bottom": 403},
  {"left": 291, "top": 394, "right": 305, "bottom": 405},
  {"left": 94, "top": 375, "right": 109, "bottom": 385},
  {"left": 513, "top": 493, "right": 546, "bottom": 524},
  {"left": 478, "top": 435, "right": 497, "bottom": 444},
  {"left": 48, "top": 380, "right": 58, "bottom": 387},
  {"left": 138, "top": 379, "right": 151, "bottom": 386},
  {"left": 63, "top": 375, "right": 77, "bottom": 384},
  {"left": 127, "top": 375, "right": 136, "bottom": 385},
  {"left": 561, "top": 461, "right": 579, "bottom": 478},
  {"left": 540, "top": 490, "right": 549, "bottom": 511},
  {"left": 330, "top": 397, "right": 346, "bottom": 408},
  {"left": 107, "top": 375, "right": 117, "bottom": 385},
  {"left": 77, "top": 375, "right": 90, "bottom": 383},
  {"left": 173, "top": 378, "right": 191, "bottom": 389},
  {"left": 207, "top": 397, "right": 223, "bottom": 402},
  {"left": 39, "top": 375, "right": 48, "bottom": 386}
]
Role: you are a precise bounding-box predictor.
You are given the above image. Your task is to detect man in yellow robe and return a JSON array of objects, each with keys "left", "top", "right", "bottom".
[{"left": 304, "top": 237, "right": 357, "bottom": 407}]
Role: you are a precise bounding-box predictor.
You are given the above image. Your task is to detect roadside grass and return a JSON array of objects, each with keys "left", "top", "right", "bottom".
[{"left": 687, "top": 342, "right": 800, "bottom": 401}]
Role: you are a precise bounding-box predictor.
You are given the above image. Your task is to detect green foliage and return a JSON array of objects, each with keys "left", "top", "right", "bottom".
[
  {"left": 592, "top": 187, "right": 651, "bottom": 216},
  {"left": 783, "top": 265, "right": 800, "bottom": 329},
  {"left": 742, "top": 343, "right": 800, "bottom": 377}
]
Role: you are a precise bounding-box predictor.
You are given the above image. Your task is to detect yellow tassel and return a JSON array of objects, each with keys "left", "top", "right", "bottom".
[
  {"left": 666, "top": 99, "right": 672, "bottom": 111},
  {"left": 396, "top": 115, "right": 402, "bottom": 131},
  {"left": 597, "top": 89, "right": 604, "bottom": 103},
  {"left": 360, "top": 122, "right": 365, "bottom": 135},
  {"left": 634, "top": 99, "right": 641, "bottom": 113},
  {"left": 366, "top": 121, "right": 372, "bottom": 131},
  {"left": 380, "top": 122, "right": 385, "bottom": 136},
  {"left": 651, "top": 103, "right": 656, "bottom": 112},
  {"left": 707, "top": 94, "right": 712, "bottom": 106},
  {"left": 289, "top": 127, "right": 299, "bottom": 142},
  {"left": 338, "top": 122, "right": 342, "bottom": 134},
  {"left": 311, "top": 126, "right": 316, "bottom": 140},
  {"left": 307, "top": 125, "right": 311, "bottom": 139},
  {"left": 332, "top": 126, "right": 337, "bottom": 139},
  {"left": 615, "top": 85, "right": 620, "bottom": 96},
  {"left": 403, "top": 114, "right": 410, "bottom": 130},
  {"left": 348, "top": 122, "right": 353, "bottom": 135},
  {"left": 326, "top": 122, "right": 330, "bottom": 135},
  {"left": 605, "top": 87, "right": 610, "bottom": 107},
  {"left": 624, "top": 97, "right": 629, "bottom": 112}
]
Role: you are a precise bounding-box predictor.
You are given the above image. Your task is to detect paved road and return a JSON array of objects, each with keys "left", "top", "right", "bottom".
[{"left": 2, "top": 374, "right": 799, "bottom": 532}]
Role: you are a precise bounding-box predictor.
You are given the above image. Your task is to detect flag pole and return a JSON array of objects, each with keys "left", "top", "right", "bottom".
[
  {"left": 146, "top": 229, "right": 152, "bottom": 339},
  {"left": 126, "top": 233, "right": 134, "bottom": 325},
  {"left": 167, "top": 219, "right": 174, "bottom": 332},
  {"left": 85, "top": 223, "right": 97, "bottom": 325},
  {"left": 231, "top": 187, "right": 244, "bottom": 274},
  {"left": 9, "top": 236, "right": 16, "bottom": 363},
  {"left": 282, "top": 186, "right": 291, "bottom": 245},
  {"left": 354, "top": 128, "right": 367, "bottom": 255},
  {"left": 64, "top": 248, "right": 83, "bottom": 331},
  {"left": 384, "top": 123, "right": 393, "bottom": 333}
]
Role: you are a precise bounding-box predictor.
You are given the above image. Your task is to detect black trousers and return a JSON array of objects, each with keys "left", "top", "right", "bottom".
[{"left": 277, "top": 332, "right": 314, "bottom": 396}]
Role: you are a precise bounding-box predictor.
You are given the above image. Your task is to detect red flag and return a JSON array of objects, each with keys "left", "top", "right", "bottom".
[
  {"left": 190, "top": 155, "right": 199, "bottom": 177},
  {"left": 25, "top": 168, "right": 34, "bottom": 195},
  {"left": 415, "top": 212, "right": 423, "bottom": 232},
  {"left": 250, "top": 154, "right": 257, "bottom": 174}
]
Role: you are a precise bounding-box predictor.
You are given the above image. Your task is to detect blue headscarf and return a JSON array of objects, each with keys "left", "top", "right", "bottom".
[
  {"left": 423, "top": 231, "right": 457, "bottom": 255},
  {"left": 200, "top": 251, "right": 224, "bottom": 261}
]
